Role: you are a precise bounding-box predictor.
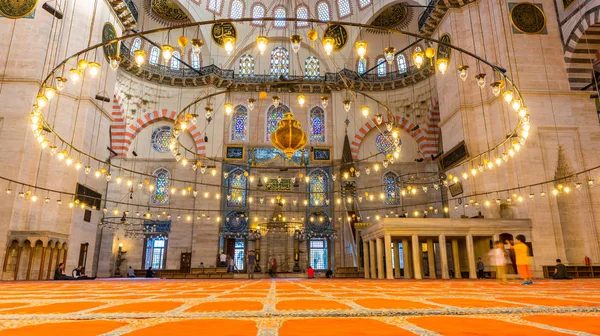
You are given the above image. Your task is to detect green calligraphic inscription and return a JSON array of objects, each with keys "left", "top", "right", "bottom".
[
  {"left": 323, "top": 25, "right": 348, "bottom": 51},
  {"left": 102, "top": 22, "right": 118, "bottom": 61},
  {"left": 212, "top": 22, "right": 237, "bottom": 47},
  {"left": 437, "top": 34, "right": 452, "bottom": 62}
]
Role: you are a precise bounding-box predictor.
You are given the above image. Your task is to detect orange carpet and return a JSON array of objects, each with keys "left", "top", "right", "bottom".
[
  {"left": 276, "top": 299, "right": 351, "bottom": 310},
  {"left": 0, "top": 303, "right": 27, "bottom": 310},
  {"left": 185, "top": 301, "right": 263, "bottom": 312},
  {"left": 0, "top": 321, "right": 126, "bottom": 335},
  {"left": 407, "top": 316, "right": 567, "bottom": 335},
  {"left": 124, "top": 319, "right": 257, "bottom": 336},
  {"left": 0, "top": 302, "right": 104, "bottom": 314},
  {"left": 498, "top": 297, "right": 600, "bottom": 307},
  {"left": 279, "top": 318, "right": 414, "bottom": 336},
  {"left": 522, "top": 314, "right": 600, "bottom": 334},
  {"left": 354, "top": 298, "right": 435, "bottom": 309},
  {"left": 427, "top": 298, "right": 524, "bottom": 308},
  {"left": 93, "top": 301, "right": 183, "bottom": 313}
]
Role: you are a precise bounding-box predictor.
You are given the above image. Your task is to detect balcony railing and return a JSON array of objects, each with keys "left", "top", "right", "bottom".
[
  {"left": 418, "top": 0, "right": 438, "bottom": 30},
  {"left": 123, "top": 0, "right": 138, "bottom": 22}
]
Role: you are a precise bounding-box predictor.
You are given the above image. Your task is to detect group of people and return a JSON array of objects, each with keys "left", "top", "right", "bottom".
[
  {"left": 482, "top": 234, "right": 570, "bottom": 284},
  {"left": 53, "top": 263, "right": 96, "bottom": 280}
]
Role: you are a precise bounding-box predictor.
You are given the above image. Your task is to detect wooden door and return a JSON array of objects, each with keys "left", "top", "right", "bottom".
[
  {"left": 78, "top": 243, "right": 89, "bottom": 273},
  {"left": 225, "top": 239, "right": 236, "bottom": 260},
  {"left": 180, "top": 252, "right": 191, "bottom": 273}
]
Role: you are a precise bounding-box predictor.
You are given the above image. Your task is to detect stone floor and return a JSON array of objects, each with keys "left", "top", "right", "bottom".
[{"left": 0, "top": 279, "right": 599, "bottom": 335}]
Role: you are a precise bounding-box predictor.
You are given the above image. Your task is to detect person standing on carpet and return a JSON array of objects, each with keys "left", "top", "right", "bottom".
[
  {"left": 506, "top": 235, "right": 532, "bottom": 285},
  {"left": 270, "top": 257, "right": 278, "bottom": 278},
  {"left": 477, "top": 258, "right": 485, "bottom": 279},
  {"left": 247, "top": 250, "right": 256, "bottom": 279},
  {"left": 219, "top": 251, "right": 227, "bottom": 267},
  {"left": 489, "top": 240, "right": 508, "bottom": 284}
]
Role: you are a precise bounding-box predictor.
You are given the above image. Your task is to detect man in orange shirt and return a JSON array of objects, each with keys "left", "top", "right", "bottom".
[{"left": 507, "top": 235, "right": 532, "bottom": 285}]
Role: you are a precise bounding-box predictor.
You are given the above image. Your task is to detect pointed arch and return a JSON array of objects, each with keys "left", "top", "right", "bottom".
[
  {"left": 377, "top": 57, "right": 386, "bottom": 76},
  {"left": 270, "top": 47, "right": 289, "bottom": 77},
  {"left": 251, "top": 3, "right": 265, "bottom": 26},
  {"left": 357, "top": 58, "right": 367, "bottom": 74},
  {"left": 309, "top": 169, "right": 328, "bottom": 206},
  {"left": 316, "top": 1, "right": 331, "bottom": 21},
  {"left": 296, "top": 5, "right": 309, "bottom": 28},
  {"left": 304, "top": 56, "right": 320, "bottom": 78},
  {"left": 226, "top": 168, "right": 247, "bottom": 206},
  {"left": 266, "top": 104, "right": 290, "bottom": 141},
  {"left": 337, "top": 0, "right": 352, "bottom": 18},
  {"left": 273, "top": 6, "right": 287, "bottom": 28},
  {"left": 229, "top": 0, "right": 244, "bottom": 19},
  {"left": 309, "top": 106, "right": 325, "bottom": 143},
  {"left": 152, "top": 168, "right": 171, "bottom": 204},
  {"left": 130, "top": 38, "right": 142, "bottom": 55},
  {"left": 239, "top": 54, "right": 255, "bottom": 76},
  {"left": 397, "top": 54, "right": 407, "bottom": 74},
  {"left": 149, "top": 46, "right": 160, "bottom": 65},
  {"left": 170, "top": 51, "right": 181, "bottom": 70},
  {"left": 383, "top": 171, "right": 399, "bottom": 205},
  {"left": 231, "top": 105, "right": 248, "bottom": 142}
]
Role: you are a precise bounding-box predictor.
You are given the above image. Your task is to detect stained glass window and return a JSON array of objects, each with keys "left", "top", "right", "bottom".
[
  {"left": 239, "top": 54, "right": 254, "bottom": 76},
  {"left": 304, "top": 56, "right": 320, "bottom": 78},
  {"left": 152, "top": 168, "right": 170, "bottom": 204},
  {"left": 383, "top": 172, "right": 399, "bottom": 205},
  {"left": 358, "top": 59, "right": 366, "bottom": 74},
  {"left": 309, "top": 106, "right": 325, "bottom": 143},
  {"left": 296, "top": 6, "right": 309, "bottom": 27},
  {"left": 149, "top": 46, "right": 160, "bottom": 65},
  {"left": 397, "top": 54, "right": 407, "bottom": 74},
  {"left": 230, "top": 0, "right": 243, "bottom": 19},
  {"left": 191, "top": 53, "right": 201, "bottom": 70},
  {"left": 208, "top": 0, "right": 221, "bottom": 13},
  {"left": 338, "top": 0, "right": 351, "bottom": 17},
  {"left": 310, "top": 239, "right": 328, "bottom": 270},
  {"left": 252, "top": 4, "right": 265, "bottom": 25},
  {"left": 151, "top": 126, "right": 172, "bottom": 152},
  {"left": 377, "top": 58, "right": 386, "bottom": 77},
  {"left": 317, "top": 2, "right": 330, "bottom": 21},
  {"left": 266, "top": 104, "right": 290, "bottom": 141},
  {"left": 171, "top": 51, "right": 180, "bottom": 70},
  {"left": 130, "top": 38, "right": 141, "bottom": 55},
  {"left": 227, "top": 169, "right": 247, "bottom": 206},
  {"left": 358, "top": 0, "right": 371, "bottom": 9},
  {"left": 270, "top": 47, "right": 289, "bottom": 77},
  {"left": 309, "top": 169, "right": 327, "bottom": 206},
  {"left": 274, "top": 7, "right": 286, "bottom": 27},
  {"left": 375, "top": 131, "right": 396, "bottom": 154},
  {"left": 231, "top": 105, "right": 248, "bottom": 141}
]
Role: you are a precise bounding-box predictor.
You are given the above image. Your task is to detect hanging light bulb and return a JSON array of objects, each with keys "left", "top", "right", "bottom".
[
  {"left": 247, "top": 98, "right": 255, "bottom": 111},
  {"left": 375, "top": 113, "right": 383, "bottom": 125},
  {"left": 457, "top": 65, "right": 469, "bottom": 81},
  {"left": 87, "top": 62, "right": 101, "bottom": 78},
  {"left": 272, "top": 96, "right": 280, "bottom": 107},
  {"left": 511, "top": 98, "right": 521, "bottom": 111},
  {"left": 109, "top": 56, "right": 121, "bottom": 70},
  {"left": 355, "top": 40, "right": 368, "bottom": 59},
  {"left": 36, "top": 94, "right": 48, "bottom": 108},
  {"left": 384, "top": 47, "right": 396, "bottom": 64},
  {"left": 502, "top": 90, "right": 514, "bottom": 103},
  {"left": 321, "top": 96, "right": 328, "bottom": 108},
  {"left": 55, "top": 77, "right": 67, "bottom": 91},
  {"left": 191, "top": 39, "right": 204, "bottom": 55},
  {"left": 323, "top": 37, "right": 335, "bottom": 56},
  {"left": 84, "top": 165, "right": 91, "bottom": 174},
  {"left": 475, "top": 73, "right": 486, "bottom": 88},
  {"left": 518, "top": 106, "right": 528, "bottom": 118},
  {"left": 343, "top": 100, "right": 351, "bottom": 112},
  {"left": 436, "top": 58, "right": 449, "bottom": 74},
  {"left": 223, "top": 36, "right": 235, "bottom": 55},
  {"left": 412, "top": 49, "right": 425, "bottom": 69},
  {"left": 77, "top": 59, "right": 88, "bottom": 70},
  {"left": 57, "top": 150, "right": 67, "bottom": 161},
  {"left": 290, "top": 35, "right": 302, "bottom": 53},
  {"left": 134, "top": 50, "right": 146, "bottom": 66},
  {"left": 257, "top": 35, "right": 269, "bottom": 54},
  {"left": 162, "top": 44, "right": 174, "bottom": 61},
  {"left": 69, "top": 68, "right": 82, "bottom": 83},
  {"left": 490, "top": 81, "right": 502, "bottom": 96},
  {"left": 361, "top": 105, "right": 370, "bottom": 118},
  {"left": 224, "top": 103, "right": 233, "bottom": 116},
  {"left": 44, "top": 86, "right": 57, "bottom": 100},
  {"left": 297, "top": 94, "right": 306, "bottom": 106}
]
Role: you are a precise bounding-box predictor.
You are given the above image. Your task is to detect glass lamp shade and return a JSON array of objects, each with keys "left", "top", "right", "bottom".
[
  {"left": 191, "top": 39, "right": 204, "bottom": 55},
  {"left": 247, "top": 98, "right": 256, "bottom": 110},
  {"left": 88, "top": 62, "right": 101, "bottom": 78},
  {"left": 343, "top": 100, "right": 351, "bottom": 112},
  {"left": 323, "top": 37, "right": 335, "bottom": 56},
  {"left": 425, "top": 47, "right": 435, "bottom": 60},
  {"left": 361, "top": 106, "right": 370, "bottom": 118},
  {"left": 223, "top": 37, "right": 235, "bottom": 55},
  {"left": 257, "top": 36, "right": 269, "bottom": 54},
  {"left": 134, "top": 50, "right": 146, "bottom": 66},
  {"left": 384, "top": 47, "right": 396, "bottom": 64},
  {"left": 270, "top": 113, "right": 307, "bottom": 159},
  {"left": 272, "top": 96, "right": 280, "bottom": 107},
  {"left": 475, "top": 73, "right": 486, "bottom": 88},
  {"left": 457, "top": 65, "right": 469, "bottom": 81},
  {"left": 161, "top": 45, "right": 174, "bottom": 61},
  {"left": 109, "top": 56, "right": 121, "bottom": 71},
  {"left": 77, "top": 59, "right": 88, "bottom": 70},
  {"left": 412, "top": 51, "right": 425, "bottom": 69},
  {"left": 69, "top": 68, "right": 82, "bottom": 83},
  {"left": 297, "top": 94, "right": 306, "bottom": 106},
  {"left": 436, "top": 58, "right": 449, "bottom": 74},
  {"left": 355, "top": 40, "right": 367, "bottom": 59},
  {"left": 56, "top": 77, "right": 67, "bottom": 91},
  {"left": 224, "top": 103, "right": 233, "bottom": 116},
  {"left": 290, "top": 35, "right": 302, "bottom": 53},
  {"left": 320, "top": 96, "right": 328, "bottom": 108}
]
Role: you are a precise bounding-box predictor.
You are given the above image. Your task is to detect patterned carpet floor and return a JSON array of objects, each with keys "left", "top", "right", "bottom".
[{"left": 0, "top": 279, "right": 599, "bottom": 335}]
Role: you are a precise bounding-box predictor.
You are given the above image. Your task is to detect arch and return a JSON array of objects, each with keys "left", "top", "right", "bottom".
[
  {"left": 229, "top": 0, "right": 244, "bottom": 19},
  {"left": 110, "top": 109, "right": 205, "bottom": 157},
  {"left": 270, "top": 47, "right": 289, "bottom": 77},
  {"left": 296, "top": 5, "right": 309, "bottom": 27},
  {"left": 563, "top": 5, "right": 600, "bottom": 90},
  {"left": 336, "top": 0, "right": 352, "bottom": 19},
  {"left": 304, "top": 56, "right": 320, "bottom": 78},
  {"left": 152, "top": 167, "right": 171, "bottom": 204},
  {"left": 149, "top": 46, "right": 160, "bottom": 65},
  {"left": 190, "top": 52, "right": 201, "bottom": 69},
  {"left": 130, "top": 38, "right": 142, "bottom": 55},
  {"left": 239, "top": 54, "right": 255, "bottom": 76},
  {"left": 397, "top": 54, "right": 407, "bottom": 74},
  {"left": 226, "top": 168, "right": 247, "bottom": 206},
  {"left": 358, "top": 0, "right": 372, "bottom": 10},
  {"left": 171, "top": 51, "right": 181, "bottom": 70},
  {"left": 376, "top": 57, "right": 387, "bottom": 76},
  {"left": 266, "top": 104, "right": 291, "bottom": 141},
  {"left": 231, "top": 104, "right": 248, "bottom": 142},
  {"left": 316, "top": 1, "right": 331, "bottom": 21},
  {"left": 308, "top": 169, "right": 328, "bottom": 206},
  {"left": 273, "top": 6, "right": 287, "bottom": 28},
  {"left": 251, "top": 3, "right": 265, "bottom": 26},
  {"left": 357, "top": 58, "right": 367, "bottom": 74},
  {"left": 207, "top": 0, "right": 223, "bottom": 15},
  {"left": 383, "top": 171, "right": 400, "bottom": 205},
  {"left": 309, "top": 106, "right": 325, "bottom": 143}
]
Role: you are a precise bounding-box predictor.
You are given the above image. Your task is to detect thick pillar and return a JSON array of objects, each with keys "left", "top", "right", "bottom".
[
  {"left": 13, "top": 246, "right": 22, "bottom": 281},
  {"left": 26, "top": 244, "right": 34, "bottom": 280},
  {"left": 369, "top": 240, "right": 376, "bottom": 279},
  {"left": 38, "top": 246, "right": 47, "bottom": 281},
  {"left": 452, "top": 239, "right": 461, "bottom": 279},
  {"left": 466, "top": 234, "right": 477, "bottom": 279},
  {"left": 427, "top": 239, "right": 436, "bottom": 279},
  {"left": 439, "top": 234, "right": 449, "bottom": 279},
  {"left": 411, "top": 235, "right": 422, "bottom": 279},
  {"left": 2, "top": 245, "right": 10, "bottom": 272},
  {"left": 376, "top": 237, "right": 384, "bottom": 279},
  {"left": 363, "top": 240, "right": 370, "bottom": 279},
  {"left": 393, "top": 240, "right": 401, "bottom": 278},
  {"left": 46, "top": 247, "right": 54, "bottom": 280},
  {"left": 402, "top": 238, "right": 412, "bottom": 279},
  {"left": 384, "top": 234, "right": 393, "bottom": 280}
]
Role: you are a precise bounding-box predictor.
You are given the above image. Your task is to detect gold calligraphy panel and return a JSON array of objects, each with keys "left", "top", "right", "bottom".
[
  {"left": 323, "top": 25, "right": 348, "bottom": 51},
  {"left": 510, "top": 3, "right": 546, "bottom": 35},
  {"left": 102, "top": 22, "right": 118, "bottom": 61},
  {"left": 212, "top": 22, "right": 237, "bottom": 47},
  {"left": 0, "top": 0, "right": 37, "bottom": 19},
  {"left": 436, "top": 34, "right": 451, "bottom": 62}
]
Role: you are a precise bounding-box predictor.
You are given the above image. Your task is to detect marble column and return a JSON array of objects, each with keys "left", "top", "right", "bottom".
[
  {"left": 26, "top": 244, "right": 34, "bottom": 281},
  {"left": 439, "top": 234, "right": 449, "bottom": 279},
  {"left": 46, "top": 247, "right": 54, "bottom": 280},
  {"left": 402, "top": 238, "right": 412, "bottom": 279},
  {"left": 411, "top": 234, "right": 422, "bottom": 279},
  {"left": 384, "top": 234, "right": 393, "bottom": 280},
  {"left": 427, "top": 239, "right": 436, "bottom": 279},
  {"left": 376, "top": 237, "right": 384, "bottom": 279},
  {"left": 2, "top": 245, "right": 10, "bottom": 272},
  {"left": 369, "top": 240, "right": 376, "bottom": 279},
  {"left": 38, "top": 245, "right": 47, "bottom": 281},
  {"left": 451, "top": 239, "right": 461, "bottom": 279},
  {"left": 393, "top": 240, "right": 401, "bottom": 278},
  {"left": 363, "top": 240, "right": 370, "bottom": 279},
  {"left": 14, "top": 246, "right": 22, "bottom": 281},
  {"left": 466, "top": 234, "right": 477, "bottom": 279}
]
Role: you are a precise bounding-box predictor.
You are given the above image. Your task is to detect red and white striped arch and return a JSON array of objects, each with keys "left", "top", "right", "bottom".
[{"left": 350, "top": 100, "right": 440, "bottom": 160}]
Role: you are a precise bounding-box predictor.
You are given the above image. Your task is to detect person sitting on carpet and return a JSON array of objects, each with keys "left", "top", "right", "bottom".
[
  {"left": 553, "top": 259, "right": 572, "bottom": 280},
  {"left": 146, "top": 266, "right": 155, "bottom": 278},
  {"left": 325, "top": 269, "right": 333, "bottom": 278},
  {"left": 127, "top": 266, "right": 136, "bottom": 278},
  {"left": 72, "top": 265, "right": 96, "bottom": 280},
  {"left": 199, "top": 262, "right": 204, "bottom": 269},
  {"left": 269, "top": 258, "right": 278, "bottom": 278},
  {"left": 54, "top": 263, "right": 74, "bottom": 280}
]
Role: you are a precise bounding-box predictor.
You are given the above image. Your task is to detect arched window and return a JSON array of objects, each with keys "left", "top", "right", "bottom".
[
  {"left": 208, "top": 0, "right": 222, "bottom": 14},
  {"left": 383, "top": 172, "right": 399, "bottom": 205},
  {"left": 357, "top": 59, "right": 367, "bottom": 74},
  {"left": 337, "top": 0, "right": 351, "bottom": 17},
  {"left": 309, "top": 106, "right": 325, "bottom": 143},
  {"left": 227, "top": 169, "right": 247, "bottom": 206},
  {"left": 309, "top": 169, "right": 327, "bottom": 206},
  {"left": 377, "top": 58, "right": 386, "bottom": 76},
  {"left": 149, "top": 46, "right": 160, "bottom": 65},
  {"left": 229, "top": 0, "right": 243, "bottom": 19},
  {"left": 304, "top": 56, "right": 320, "bottom": 78},
  {"left": 397, "top": 54, "right": 407, "bottom": 74},
  {"left": 266, "top": 104, "right": 290, "bottom": 141},
  {"left": 171, "top": 51, "right": 181, "bottom": 70},
  {"left": 191, "top": 53, "right": 201, "bottom": 70},
  {"left": 317, "top": 2, "right": 330, "bottom": 21},
  {"left": 151, "top": 125, "right": 172, "bottom": 152},
  {"left": 239, "top": 54, "right": 254, "bottom": 76},
  {"left": 252, "top": 4, "right": 265, "bottom": 25},
  {"left": 296, "top": 6, "right": 309, "bottom": 27},
  {"left": 358, "top": 0, "right": 371, "bottom": 9},
  {"left": 231, "top": 105, "right": 248, "bottom": 141},
  {"left": 274, "top": 7, "right": 286, "bottom": 27},
  {"left": 152, "top": 168, "right": 170, "bottom": 204},
  {"left": 270, "top": 47, "right": 289, "bottom": 77},
  {"left": 130, "top": 38, "right": 141, "bottom": 55}
]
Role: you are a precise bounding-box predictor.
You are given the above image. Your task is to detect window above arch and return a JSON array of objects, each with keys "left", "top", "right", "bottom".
[
  {"left": 229, "top": 0, "right": 243, "bottom": 19},
  {"left": 152, "top": 168, "right": 171, "bottom": 204},
  {"left": 309, "top": 106, "right": 325, "bottom": 143},
  {"left": 397, "top": 54, "right": 407, "bottom": 74},
  {"left": 191, "top": 53, "right": 201, "bottom": 70},
  {"left": 149, "top": 46, "right": 160, "bottom": 65},
  {"left": 309, "top": 169, "right": 328, "bottom": 206},
  {"left": 358, "top": 0, "right": 372, "bottom": 10},
  {"left": 383, "top": 172, "right": 399, "bottom": 205},
  {"left": 270, "top": 47, "right": 289, "bottom": 77},
  {"left": 171, "top": 51, "right": 181, "bottom": 70},
  {"left": 274, "top": 7, "right": 287, "bottom": 27},
  {"left": 317, "top": 2, "right": 330, "bottom": 22},
  {"left": 231, "top": 105, "right": 248, "bottom": 142},
  {"left": 151, "top": 126, "right": 172, "bottom": 152},
  {"left": 296, "top": 6, "right": 309, "bottom": 27},
  {"left": 337, "top": 0, "right": 351, "bottom": 18},
  {"left": 208, "top": 0, "right": 222, "bottom": 14},
  {"left": 377, "top": 58, "right": 386, "bottom": 77},
  {"left": 252, "top": 4, "right": 265, "bottom": 25},
  {"left": 357, "top": 59, "right": 367, "bottom": 74},
  {"left": 130, "top": 38, "right": 142, "bottom": 55}
]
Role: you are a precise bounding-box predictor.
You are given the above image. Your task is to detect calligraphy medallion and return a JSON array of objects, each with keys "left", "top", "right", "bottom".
[
  {"left": 212, "top": 22, "right": 237, "bottom": 47},
  {"left": 0, "top": 0, "right": 37, "bottom": 19},
  {"left": 323, "top": 25, "right": 348, "bottom": 51}
]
